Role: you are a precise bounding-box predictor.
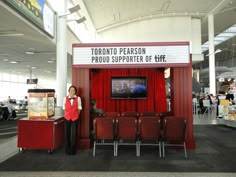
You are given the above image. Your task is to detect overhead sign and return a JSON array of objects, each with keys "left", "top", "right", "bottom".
[
  {"left": 5, "top": 0, "right": 55, "bottom": 37},
  {"left": 73, "top": 42, "right": 190, "bottom": 68},
  {"left": 26, "top": 78, "right": 38, "bottom": 84}
]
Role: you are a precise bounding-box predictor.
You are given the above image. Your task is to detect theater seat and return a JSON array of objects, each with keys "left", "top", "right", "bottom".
[
  {"left": 162, "top": 116, "right": 187, "bottom": 158},
  {"left": 103, "top": 112, "right": 120, "bottom": 117},
  {"left": 140, "top": 112, "right": 159, "bottom": 117},
  {"left": 93, "top": 117, "right": 116, "bottom": 156},
  {"left": 138, "top": 116, "right": 162, "bottom": 157},
  {"left": 121, "top": 111, "right": 139, "bottom": 118},
  {"left": 116, "top": 117, "right": 139, "bottom": 156}
]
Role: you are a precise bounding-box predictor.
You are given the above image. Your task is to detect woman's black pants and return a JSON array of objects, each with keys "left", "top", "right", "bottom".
[{"left": 64, "top": 119, "right": 79, "bottom": 155}]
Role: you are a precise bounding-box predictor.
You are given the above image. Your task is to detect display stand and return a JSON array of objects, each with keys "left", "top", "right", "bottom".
[
  {"left": 28, "top": 89, "right": 55, "bottom": 119},
  {"left": 17, "top": 117, "right": 64, "bottom": 153},
  {"left": 218, "top": 118, "right": 236, "bottom": 128},
  {"left": 218, "top": 102, "right": 236, "bottom": 128}
]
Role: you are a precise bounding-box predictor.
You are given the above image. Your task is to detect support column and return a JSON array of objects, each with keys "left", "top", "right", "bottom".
[
  {"left": 208, "top": 14, "right": 216, "bottom": 95},
  {"left": 56, "top": 0, "right": 67, "bottom": 107}
]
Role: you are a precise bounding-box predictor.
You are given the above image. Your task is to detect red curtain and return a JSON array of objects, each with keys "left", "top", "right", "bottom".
[{"left": 90, "top": 68, "right": 167, "bottom": 114}]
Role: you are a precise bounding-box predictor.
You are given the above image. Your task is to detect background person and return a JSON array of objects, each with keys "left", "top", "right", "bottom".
[
  {"left": 63, "top": 85, "right": 82, "bottom": 155},
  {"left": 226, "top": 87, "right": 234, "bottom": 103},
  {"left": 90, "top": 98, "right": 104, "bottom": 115},
  {"left": 90, "top": 98, "right": 104, "bottom": 140}
]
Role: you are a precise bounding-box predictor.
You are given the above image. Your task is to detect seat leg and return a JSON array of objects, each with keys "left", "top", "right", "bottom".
[
  {"left": 159, "top": 142, "right": 162, "bottom": 158},
  {"left": 136, "top": 141, "right": 140, "bottom": 157},
  {"left": 93, "top": 141, "right": 96, "bottom": 156},
  {"left": 184, "top": 142, "right": 188, "bottom": 158},
  {"left": 114, "top": 141, "right": 117, "bottom": 156},
  {"left": 113, "top": 141, "right": 116, "bottom": 156},
  {"left": 116, "top": 142, "right": 119, "bottom": 156},
  {"left": 138, "top": 141, "right": 140, "bottom": 157},
  {"left": 162, "top": 142, "right": 165, "bottom": 158}
]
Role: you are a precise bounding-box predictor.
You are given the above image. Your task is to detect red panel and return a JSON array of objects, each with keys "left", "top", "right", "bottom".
[
  {"left": 53, "top": 118, "right": 65, "bottom": 149},
  {"left": 17, "top": 118, "right": 64, "bottom": 151},
  {"left": 170, "top": 66, "right": 195, "bottom": 149},
  {"left": 72, "top": 68, "right": 91, "bottom": 149}
]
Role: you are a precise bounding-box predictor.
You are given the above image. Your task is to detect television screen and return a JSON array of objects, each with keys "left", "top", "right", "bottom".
[{"left": 111, "top": 76, "right": 147, "bottom": 99}]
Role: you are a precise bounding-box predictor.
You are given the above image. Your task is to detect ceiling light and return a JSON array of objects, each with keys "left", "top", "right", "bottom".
[
  {"left": 47, "top": 60, "right": 54, "bottom": 63},
  {"left": 215, "top": 49, "right": 222, "bottom": 53},
  {"left": 0, "top": 33, "right": 24, "bottom": 37},
  {"left": 44, "top": 70, "right": 52, "bottom": 73},
  {"left": 0, "top": 30, "right": 24, "bottom": 37},
  {"left": 3, "top": 59, "right": 8, "bottom": 62},
  {"left": 25, "top": 51, "right": 35, "bottom": 55},
  {"left": 206, "top": 49, "right": 222, "bottom": 56},
  {"left": 10, "top": 61, "right": 19, "bottom": 64},
  {"left": 219, "top": 78, "right": 224, "bottom": 82}
]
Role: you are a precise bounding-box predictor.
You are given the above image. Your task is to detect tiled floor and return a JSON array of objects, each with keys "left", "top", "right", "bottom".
[{"left": 193, "top": 106, "right": 218, "bottom": 125}]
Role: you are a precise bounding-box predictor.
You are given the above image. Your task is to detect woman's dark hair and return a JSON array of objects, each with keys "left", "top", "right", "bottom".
[
  {"left": 68, "top": 85, "right": 77, "bottom": 94},
  {"left": 91, "top": 98, "right": 96, "bottom": 107},
  {"left": 90, "top": 98, "right": 97, "bottom": 113}
]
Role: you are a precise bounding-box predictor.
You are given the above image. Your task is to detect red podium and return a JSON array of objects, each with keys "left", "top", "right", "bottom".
[{"left": 17, "top": 117, "right": 64, "bottom": 153}]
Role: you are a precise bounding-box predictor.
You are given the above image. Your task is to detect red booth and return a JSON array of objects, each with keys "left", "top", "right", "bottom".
[{"left": 72, "top": 42, "right": 195, "bottom": 149}]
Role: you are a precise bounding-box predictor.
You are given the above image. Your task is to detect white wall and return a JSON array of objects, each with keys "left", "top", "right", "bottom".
[
  {"left": 67, "top": 28, "right": 80, "bottom": 55},
  {"left": 98, "top": 16, "right": 203, "bottom": 62},
  {"left": 191, "top": 19, "right": 204, "bottom": 62}
]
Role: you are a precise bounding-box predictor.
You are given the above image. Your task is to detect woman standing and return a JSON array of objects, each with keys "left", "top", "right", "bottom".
[{"left": 63, "top": 85, "right": 82, "bottom": 155}]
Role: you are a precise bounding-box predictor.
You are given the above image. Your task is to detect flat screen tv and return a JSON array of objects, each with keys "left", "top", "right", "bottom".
[{"left": 111, "top": 76, "right": 147, "bottom": 99}]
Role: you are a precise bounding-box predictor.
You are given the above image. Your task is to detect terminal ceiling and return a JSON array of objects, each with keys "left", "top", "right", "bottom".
[{"left": 0, "top": 0, "right": 236, "bottom": 80}]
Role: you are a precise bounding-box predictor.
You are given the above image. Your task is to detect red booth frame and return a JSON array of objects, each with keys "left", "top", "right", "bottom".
[{"left": 72, "top": 42, "right": 195, "bottom": 149}]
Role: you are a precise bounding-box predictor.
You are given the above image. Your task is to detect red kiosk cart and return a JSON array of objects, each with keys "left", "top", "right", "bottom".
[{"left": 17, "top": 89, "right": 64, "bottom": 153}]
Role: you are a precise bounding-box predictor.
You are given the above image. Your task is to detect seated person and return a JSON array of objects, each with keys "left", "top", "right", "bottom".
[
  {"left": 4, "top": 102, "right": 15, "bottom": 114},
  {"left": 4, "top": 102, "right": 16, "bottom": 119},
  {"left": 226, "top": 87, "right": 234, "bottom": 103},
  {"left": 90, "top": 99, "right": 104, "bottom": 140},
  {"left": 90, "top": 98, "right": 104, "bottom": 116}
]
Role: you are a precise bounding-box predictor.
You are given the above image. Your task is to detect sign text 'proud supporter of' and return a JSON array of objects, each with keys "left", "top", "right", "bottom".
[{"left": 73, "top": 45, "right": 190, "bottom": 66}]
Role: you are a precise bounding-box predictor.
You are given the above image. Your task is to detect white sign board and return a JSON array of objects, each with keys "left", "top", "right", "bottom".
[
  {"left": 73, "top": 43, "right": 190, "bottom": 67},
  {"left": 43, "top": 4, "right": 55, "bottom": 37}
]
